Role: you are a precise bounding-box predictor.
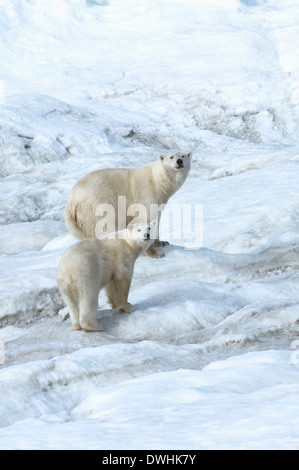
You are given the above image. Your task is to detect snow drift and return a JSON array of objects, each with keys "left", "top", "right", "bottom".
[{"left": 0, "top": 0, "right": 299, "bottom": 450}]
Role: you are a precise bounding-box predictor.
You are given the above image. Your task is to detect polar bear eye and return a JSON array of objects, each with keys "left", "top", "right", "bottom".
[
  {"left": 170, "top": 156, "right": 174, "bottom": 159},
  {"left": 138, "top": 229, "right": 141, "bottom": 232}
]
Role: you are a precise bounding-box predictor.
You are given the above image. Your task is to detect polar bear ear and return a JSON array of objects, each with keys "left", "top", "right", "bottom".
[{"left": 159, "top": 155, "right": 166, "bottom": 162}]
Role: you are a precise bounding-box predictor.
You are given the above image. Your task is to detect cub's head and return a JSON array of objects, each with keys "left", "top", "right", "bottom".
[
  {"left": 159, "top": 152, "right": 192, "bottom": 173},
  {"left": 127, "top": 220, "right": 158, "bottom": 246}
]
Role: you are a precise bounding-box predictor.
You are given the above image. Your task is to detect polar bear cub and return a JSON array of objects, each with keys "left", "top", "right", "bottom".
[
  {"left": 65, "top": 152, "right": 192, "bottom": 258},
  {"left": 57, "top": 222, "right": 156, "bottom": 331}
]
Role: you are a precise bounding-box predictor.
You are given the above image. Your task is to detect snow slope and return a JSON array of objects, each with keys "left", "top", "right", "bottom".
[{"left": 0, "top": 0, "right": 299, "bottom": 450}]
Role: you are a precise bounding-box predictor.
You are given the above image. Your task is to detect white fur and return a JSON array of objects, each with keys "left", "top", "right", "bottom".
[
  {"left": 57, "top": 222, "right": 156, "bottom": 331},
  {"left": 65, "top": 152, "right": 192, "bottom": 257}
]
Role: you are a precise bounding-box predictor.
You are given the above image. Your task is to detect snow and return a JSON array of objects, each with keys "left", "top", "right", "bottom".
[{"left": 0, "top": 0, "right": 299, "bottom": 450}]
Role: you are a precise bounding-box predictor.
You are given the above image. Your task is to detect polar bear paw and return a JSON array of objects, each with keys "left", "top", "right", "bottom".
[
  {"left": 118, "top": 302, "right": 134, "bottom": 314},
  {"left": 80, "top": 319, "right": 104, "bottom": 332},
  {"left": 143, "top": 248, "right": 165, "bottom": 258},
  {"left": 154, "top": 240, "right": 169, "bottom": 247}
]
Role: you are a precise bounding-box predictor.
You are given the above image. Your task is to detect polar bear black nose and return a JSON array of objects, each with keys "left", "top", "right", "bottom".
[{"left": 177, "top": 159, "right": 183, "bottom": 167}]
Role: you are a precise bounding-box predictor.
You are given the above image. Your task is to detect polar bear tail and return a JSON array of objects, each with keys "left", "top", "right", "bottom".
[{"left": 65, "top": 200, "right": 87, "bottom": 240}]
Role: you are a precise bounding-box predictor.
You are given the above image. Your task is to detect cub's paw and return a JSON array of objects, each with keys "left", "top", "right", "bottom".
[
  {"left": 118, "top": 303, "right": 134, "bottom": 314},
  {"left": 80, "top": 320, "right": 104, "bottom": 332},
  {"left": 107, "top": 299, "right": 118, "bottom": 309}
]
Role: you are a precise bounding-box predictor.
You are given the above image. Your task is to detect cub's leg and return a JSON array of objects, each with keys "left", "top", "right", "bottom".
[
  {"left": 58, "top": 281, "right": 81, "bottom": 330},
  {"left": 154, "top": 239, "right": 169, "bottom": 247},
  {"left": 105, "top": 281, "right": 118, "bottom": 309},
  {"left": 79, "top": 294, "right": 104, "bottom": 331},
  {"left": 65, "top": 296, "right": 81, "bottom": 330},
  {"left": 114, "top": 277, "right": 134, "bottom": 313},
  {"left": 144, "top": 244, "right": 165, "bottom": 258}
]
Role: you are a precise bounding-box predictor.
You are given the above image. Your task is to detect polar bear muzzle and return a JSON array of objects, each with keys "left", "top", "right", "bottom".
[{"left": 176, "top": 158, "right": 184, "bottom": 169}]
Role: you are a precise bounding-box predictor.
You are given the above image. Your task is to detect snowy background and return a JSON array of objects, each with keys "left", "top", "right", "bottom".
[{"left": 0, "top": 0, "right": 299, "bottom": 450}]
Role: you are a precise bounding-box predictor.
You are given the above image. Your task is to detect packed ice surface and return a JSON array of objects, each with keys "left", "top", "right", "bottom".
[{"left": 0, "top": 0, "right": 299, "bottom": 450}]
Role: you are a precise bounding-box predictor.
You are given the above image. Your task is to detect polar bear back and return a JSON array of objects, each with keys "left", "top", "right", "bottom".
[
  {"left": 65, "top": 153, "right": 191, "bottom": 240},
  {"left": 74, "top": 162, "right": 168, "bottom": 207}
]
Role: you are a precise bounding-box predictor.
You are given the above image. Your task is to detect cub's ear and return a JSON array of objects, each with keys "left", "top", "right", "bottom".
[
  {"left": 127, "top": 224, "right": 134, "bottom": 231},
  {"left": 187, "top": 152, "right": 192, "bottom": 158},
  {"left": 151, "top": 219, "right": 158, "bottom": 226},
  {"left": 159, "top": 155, "right": 166, "bottom": 162}
]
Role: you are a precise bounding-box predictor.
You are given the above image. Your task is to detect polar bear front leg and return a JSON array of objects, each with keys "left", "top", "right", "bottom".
[
  {"left": 114, "top": 277, "right": 134, "bottom": 313},
  {"left": 105, "top": 281, "right": 118, "bottom": 309},
  {"left": 153, "top": 239, "right": 169, "bottom": 247},
  {"left": 144, "top": 244, "right": 165, "bottom": 258}
]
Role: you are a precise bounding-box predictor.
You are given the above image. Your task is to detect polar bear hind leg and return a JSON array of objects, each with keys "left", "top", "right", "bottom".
[
  {"left": 79, "top": 295, "right": 104, "bottom": 332},
  {"left": 66, "top": 296, "right": 81, "bottom": 330},
  {"left": 58, "top": 281, "right": 81, "bottom": 330},
  {"left": 153, "top": 239, "right": 169, "bottom": 247}
]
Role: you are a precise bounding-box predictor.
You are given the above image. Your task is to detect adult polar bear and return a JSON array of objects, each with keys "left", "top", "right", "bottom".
[{"left": 65, "top": 152, "right": 192, "bottom": 257}]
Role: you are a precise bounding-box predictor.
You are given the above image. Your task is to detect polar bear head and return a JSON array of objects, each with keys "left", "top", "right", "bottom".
[
  {"left": 159, "top": 152, "right": 192, "bottom": 172},
  {"left": 127, "top": 220, "right": 158, "bottom": 244}
]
